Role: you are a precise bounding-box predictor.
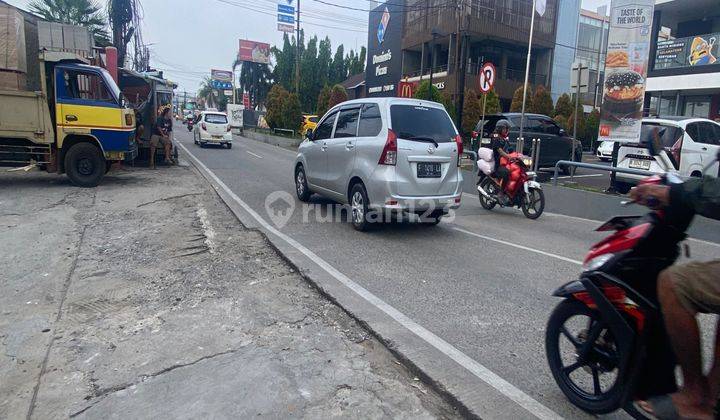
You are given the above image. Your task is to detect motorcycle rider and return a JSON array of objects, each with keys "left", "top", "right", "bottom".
[
  {"left": 631, "top": 174, "right": 720, "bottom": 420},
  {"left": 490, "top": 120, "right": 513, "bottom": 204}
]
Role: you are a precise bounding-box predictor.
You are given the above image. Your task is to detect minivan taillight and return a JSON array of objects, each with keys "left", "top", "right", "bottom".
[
  {"left": 201, "top": 123, "right": 207, "bottom": 131},
  {"left": 455, "top": 135, "right": 463, "bottom": 166},
  {"left": 379, "top": 129, "right": 397, "bottom": 165}
]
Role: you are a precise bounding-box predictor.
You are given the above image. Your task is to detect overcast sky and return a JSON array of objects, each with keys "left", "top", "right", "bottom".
[{"left": 5, "top": 0, "right": 609, "bottom": 93}]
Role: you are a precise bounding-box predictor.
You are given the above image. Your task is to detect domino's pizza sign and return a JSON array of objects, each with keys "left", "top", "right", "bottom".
[{"left": 377, "top": 7, "right": 390, "bottom": 45}]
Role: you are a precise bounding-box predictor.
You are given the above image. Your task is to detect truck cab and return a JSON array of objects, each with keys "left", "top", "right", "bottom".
[{"left": 53, "top": 61, "right": 137, "bottom": 186}]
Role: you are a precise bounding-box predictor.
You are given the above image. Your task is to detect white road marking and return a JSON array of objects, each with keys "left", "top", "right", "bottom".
[
  {"left": 177, "top": 142, "right": 563, "bottom": 420},
  {"left": 453, "top": 227, "right": 583, "bottom": 266},
  {"left": 246, "top": 151, "right": 263, "bottom": 159},
  {"left": 556, "top": 174, "right": 604, "bottom": 179},
  {"left": 460, "top": 193, "right": 720, "bottom": 248}
]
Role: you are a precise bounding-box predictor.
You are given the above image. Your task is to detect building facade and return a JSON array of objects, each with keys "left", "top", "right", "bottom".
[
  {"left": 397, "top": 0, "right": 561, "bottom": 111},
  {"left": 645, "top": 0, "right": 720, "bottom": 120},
  {"left": 550, "top": 0, "right": 580, "bottom": 103},
  {"left": 575, "top": 8, "right": 609, "bottom": 109}
]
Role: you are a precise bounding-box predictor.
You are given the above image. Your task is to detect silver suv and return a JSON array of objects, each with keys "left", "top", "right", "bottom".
[{"left": 294, "top": 98, "right": 463, "bottom": 230}]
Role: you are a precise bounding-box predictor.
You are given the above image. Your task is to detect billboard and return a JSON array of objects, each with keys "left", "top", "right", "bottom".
[
  {"left": 365, "top": 2, "right": 404, "bottom": 97},
  {"left": 598, "top": 0, "right": 655, "bottom": 143},
  {"left": 654, "top": 33, "right": 719, "bottom": 70},
  {"left": 211, "top": 69, "right": 232, "bottom": 82},
  {"left": 238, "top": 40, "right": 270, "bottom": 64}
]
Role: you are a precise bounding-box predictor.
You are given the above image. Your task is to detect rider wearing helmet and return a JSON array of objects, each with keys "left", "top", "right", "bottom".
[{"left": 491, "top": 119, "right": 513, "bottom": 203}]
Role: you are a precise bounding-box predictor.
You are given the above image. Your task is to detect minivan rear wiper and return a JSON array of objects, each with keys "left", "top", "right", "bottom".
[{"left": 397, "top": 132, "right": 439, "bottom": 148}]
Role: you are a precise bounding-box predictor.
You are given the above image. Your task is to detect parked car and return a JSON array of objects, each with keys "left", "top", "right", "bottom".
[
  {"left": 596, "top": 140, "right": 614, "bottom": 161},
  {"left": 614, "top": 117, "right": 720, "bottom": 193},
  {"left": 193, "top": 111, "right": 233, "bottom": 148},
  {"left": 294, "top": 98, "right": 463, "bottom": 230},
  {"left": 473, "top": 113, "right": 582, "bottom": 174},
  {"left": 300, "top": 114, "right": 319, "bottom": 137}
]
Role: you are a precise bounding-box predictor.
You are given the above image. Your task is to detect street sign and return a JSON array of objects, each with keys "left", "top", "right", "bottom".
[
  {"left": 278, "top": 4, "right": 294, "bottom": 14},
  {"left": 570, "top": 60, "right": 590, "bottom": 93},
  {"left": 278, "top": 13, "right": 294, "bottom": 24},
  {"left": 211, "top": 80, "right": 232, "bottom": 90},
  {"left": 223, "top": 90, "right": 233, "bottom": 96},
  {"left": 477, "top": 62, "right": 496, "bottom": 93},
  {"left": 277, "top": 23, "right": 294, "bottom": 33}
]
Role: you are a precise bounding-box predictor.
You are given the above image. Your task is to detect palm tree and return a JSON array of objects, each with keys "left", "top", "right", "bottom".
[
  {"left": 197, "top": 77, "right": 215, "bottom": 109},
  {"left": 28, "top": 0, "right": 110, "bottom": 45},
  {"left": 232, "top": 58, "right": 272, "bottom": 110}
]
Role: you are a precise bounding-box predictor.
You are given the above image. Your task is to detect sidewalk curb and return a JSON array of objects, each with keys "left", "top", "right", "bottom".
[{"left": 177, "top": 144, "right": 562, "bottom": 420}]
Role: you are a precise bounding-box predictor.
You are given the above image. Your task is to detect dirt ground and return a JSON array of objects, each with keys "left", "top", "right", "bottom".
[{"left": 0, "top": 164, "right": 459, "bottom": 419}]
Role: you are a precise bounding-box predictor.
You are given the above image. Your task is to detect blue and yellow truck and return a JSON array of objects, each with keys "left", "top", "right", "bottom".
[{"left": 0, "top": 5, "right": 135, "bottom": 187}]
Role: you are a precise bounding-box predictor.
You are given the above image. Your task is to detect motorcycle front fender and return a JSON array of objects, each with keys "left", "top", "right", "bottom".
[
  {"left": 524, "top": 180, "right": 542, "bottom": 194},
  {"left": 552, "top": 280, "right": 586, "bottom": 297}
]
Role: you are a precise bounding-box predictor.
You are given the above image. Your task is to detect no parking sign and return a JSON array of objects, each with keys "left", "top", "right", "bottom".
[{"left": 477, "top": 62, "right": 496, "bottom": 93}]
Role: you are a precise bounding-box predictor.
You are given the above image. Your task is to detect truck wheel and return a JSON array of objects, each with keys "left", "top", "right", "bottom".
[{"left": 65, "top": 143, "right": 105, "bottom": 188}]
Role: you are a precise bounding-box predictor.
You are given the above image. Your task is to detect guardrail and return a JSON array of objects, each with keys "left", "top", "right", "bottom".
[
  {"left": 552, "top": 160, "right": 655, "bottom": 186},
  {"left": 273, "top": 128, "right": 296, "bottom": 137}
]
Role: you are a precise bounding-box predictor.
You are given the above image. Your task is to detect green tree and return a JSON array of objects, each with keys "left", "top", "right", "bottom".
[
  {"left": 554, "top": 93, "right": 573, "bottom": 118},
  {"left": 265, "top": 84, "right": 289, "bottom": 129},
  {"left": 531, "top": 85, "right": 554, "bottom": 116},
  {"left": 234, "top": 59, "right": 272, "bottom": 109},
  {"left": 29, "top": 0, "right": 109, "bottom": 45},
  {"left": 586, "top": 108, "right": 601, "bottom": 145},
  {"left": 316, "top": 85, "right": 332, "bottom": 117},
  {"left": 281, "top": 92, "right": 303, "bottom": 132},
  {"left": 271, "top": 33, "right": 295, "bottom": 91},
  {"left": 553, "top": 114, "right": 568, "bottom": 130},
  {"left": 328, "top": 84, "right": 348, "bottom": 110},
  {"left": 330, "top": 44, "right": 346, "bottom": 84},
  {"left": 567, "top": 103, "right": 587, "bottom": 145},
  {"left": 316, "top": 37, "right": 332, "bottom": 94},
  {"left": 510, "top": 85, "right": 533, "bottom": 112},
  {"left": 483, "top": 90, "right": 502, "bottom": 114},
  {"left": 461, "top": 89, "right": 482, "bottom": 135},
  {"left": 300, "top": 35, "right": 319, "bottom": 112}
]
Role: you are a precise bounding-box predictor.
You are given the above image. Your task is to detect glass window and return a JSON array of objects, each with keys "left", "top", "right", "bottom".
[
  {"left": 694, "top": 122, "right": 720, "bottom": 145},
  {"left": 539, "top": 118, "right": 561, "bottom": 135},
  {"left": 683, "top": 96, "right": 711, "bottom": 118},
  {"left": 333, "top": 108, "right": 360, "bottom": 138},
  {"left": 475, "top": 116, "right": 508, "bottom": 135},
  {"left": 686, "top": 122, "right": 700, "bottom": 142},
  {"left": 204, "top": 114, "right": 228, "bottom": 124},
  {"left": 313, "top": 111, "right": 337, "bottom": 140},
  {"left": 390, "top": 105, "right": 456, "bottom": 143},
  {"left": 62, "top": 70, "right": 116, "bottom": 103},
  {"left": 309, "top": 116, "right": 319, "bottom": 123},
  {"left": 358, "top": 104, "right": 382, "bottom": 137},
  {"left": 640, "top": 123, "right": 684, "bottom": 148}
]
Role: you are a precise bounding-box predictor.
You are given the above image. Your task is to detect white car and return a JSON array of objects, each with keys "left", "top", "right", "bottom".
[
  {"left": 614, "top": 117, "right": 720, "bottom": 192},
  {"left": 596, "top": 141, "right": 614, "bottom": 161},
  {"left": 193, "top": 111, "right": 233, "bottom": 148}
]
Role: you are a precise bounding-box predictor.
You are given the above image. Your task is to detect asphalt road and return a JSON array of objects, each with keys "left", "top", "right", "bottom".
[{"left": 174, "top": 129, "right": 719, "bottom": 419}]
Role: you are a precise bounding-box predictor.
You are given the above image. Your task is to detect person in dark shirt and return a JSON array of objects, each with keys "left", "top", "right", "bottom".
[
  {"left": 149, "top": 108, "right": 173, "bottom": 168},
  {"left": 490, "top": 119, "right": 512, "bottom": 204}
]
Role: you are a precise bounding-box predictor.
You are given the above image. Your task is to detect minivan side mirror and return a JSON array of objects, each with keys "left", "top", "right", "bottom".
[
  {"left": 305, "top": 129, "right": 314, "bottom": 140},
  {"left": 559, "top": 128, "right": 566, "bottom": 136}
]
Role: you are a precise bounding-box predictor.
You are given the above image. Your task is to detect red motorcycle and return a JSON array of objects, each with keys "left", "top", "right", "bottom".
[
  {"left": 477, "top": 151, "right": 545, "bottom": 219},
  {"left": 545, "top": 148, "right": 718, "bottom": 415}
]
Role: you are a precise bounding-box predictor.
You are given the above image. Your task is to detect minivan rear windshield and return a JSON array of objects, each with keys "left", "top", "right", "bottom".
[
  {"left": 638, "top": 123, "right": 683, "bottom": 148},
  {"left": 390, "top": 105, "right": 456, "bottom": 143},
  {"left": 205, "top": 114, "right": 228, "bottom": 124}
]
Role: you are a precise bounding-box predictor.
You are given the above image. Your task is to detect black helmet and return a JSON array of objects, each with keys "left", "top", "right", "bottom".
[{"left": 495, "top": 119, "right": 511, "bottom": 131}]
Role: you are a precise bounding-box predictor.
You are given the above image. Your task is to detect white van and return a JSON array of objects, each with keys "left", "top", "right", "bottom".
[{"left": 615, "top": 117, "right": 720, "bottom": 192}]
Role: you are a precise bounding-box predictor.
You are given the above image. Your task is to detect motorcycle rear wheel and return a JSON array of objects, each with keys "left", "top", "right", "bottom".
[
  {"left": 546, "top": 299, "right": 627, "bottom": 414},
  {"left": 478, "top": 177, "right": 497, "bottom": 210}
]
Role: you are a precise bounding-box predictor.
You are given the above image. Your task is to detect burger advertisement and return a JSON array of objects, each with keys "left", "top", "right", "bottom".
[{"left": 598, "top": 0, "right": 655, "bottom": 144}]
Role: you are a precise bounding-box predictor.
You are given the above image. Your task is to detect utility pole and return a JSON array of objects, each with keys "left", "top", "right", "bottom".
[
  {"left": 295, "top": 0, "right": 301, "bottom": 94},
  {"left": 454, "top": 0, "right": 463, "bottom": 129},
  {"left": 518, "top": 0, "right": 537, "bottom": 154}
]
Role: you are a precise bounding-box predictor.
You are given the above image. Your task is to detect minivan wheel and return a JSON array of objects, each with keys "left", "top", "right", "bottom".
[
  {"left": 295, "top": 166, "right": 311, "bottom": 202},
  {"left": 350, "top": 183, "right": 371, "bottom": 231}
]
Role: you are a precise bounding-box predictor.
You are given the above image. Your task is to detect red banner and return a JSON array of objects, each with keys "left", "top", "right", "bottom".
[
  {"left": 238, "top": 40, "right": 270, "bottom": 64},
  {"left": 242, "top": 93, "right": 251, "bottom": 109}
]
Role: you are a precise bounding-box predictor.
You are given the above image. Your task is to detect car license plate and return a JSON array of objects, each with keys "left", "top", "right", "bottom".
[
  {"left": 212, "top": 135, "right": 223, "bottom": 139},
  {"left": 417, "top": 162, "right": 441, "bottom": 178},
  {"left": 628, "top": 159, "right": 651, "bottom": 170}
]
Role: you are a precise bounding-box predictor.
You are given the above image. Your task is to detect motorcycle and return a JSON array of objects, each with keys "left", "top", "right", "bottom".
[
  {"left": 545, "top": 144, "right": 719, "bottom": 415},
  {"left": 477, "top": 151, "right": 545, "bottom": 219},
  {"left": 187, "top": 120, "right": 194, "bottom": 132}
]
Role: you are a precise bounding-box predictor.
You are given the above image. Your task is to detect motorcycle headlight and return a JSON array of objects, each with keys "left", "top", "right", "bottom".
[
  {"left": 582, "top": 253, "right": 614, "bottom": 272},
  {"left": 523, "top": 158, "right": 532, "bottom": 167}
]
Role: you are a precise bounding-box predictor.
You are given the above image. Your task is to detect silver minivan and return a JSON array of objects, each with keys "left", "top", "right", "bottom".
[{"left": 294, "top": 98, "right": 463, "bottom": 230}]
